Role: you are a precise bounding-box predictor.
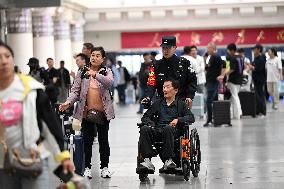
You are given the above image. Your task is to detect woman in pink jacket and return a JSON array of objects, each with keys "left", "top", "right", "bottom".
[{"left": 60, "top": 46, "right": 115, "bottom": 179}]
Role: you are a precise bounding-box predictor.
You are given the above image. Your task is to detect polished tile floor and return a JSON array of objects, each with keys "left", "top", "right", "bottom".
[{"left": 52, "top": 100, "right": 284, "bottom": 189}]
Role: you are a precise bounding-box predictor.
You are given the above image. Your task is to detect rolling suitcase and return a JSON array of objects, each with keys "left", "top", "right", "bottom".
[
  {"left": 279, "top": 80, "right": 284, "bottom": 97},
  {"left": 213, "top": 100, "right": 231, "bottom": 126},
  {"left": 238, "top": 91, "right": 256, "bottom": 117},
  {"left": 71, "top": 134, "right": 85, "bottom": 176},
  {"left": 125, "top": 85, "right": 136, "bottom": 104},
  {"left": 192, "top": 93, "right": 205, "bottom": 119}
]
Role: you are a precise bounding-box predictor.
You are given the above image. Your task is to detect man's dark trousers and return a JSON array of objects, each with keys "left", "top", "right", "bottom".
[
  {"left": 139, "top": 125, "right": 175, "bottom": 162},
  {"left": 206, "top": 81, "right": 219, "bottom": 123},
  {"left": 254, "top": 82, "right": 266, "bottom": 115},
  {"left": 117, "top": 84, "right": 126, "bottom": 104}
]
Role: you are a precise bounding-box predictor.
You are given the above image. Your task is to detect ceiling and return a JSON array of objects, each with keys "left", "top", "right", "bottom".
[{"left": 66, "top": 0, "right": 283, "bottom": 9}]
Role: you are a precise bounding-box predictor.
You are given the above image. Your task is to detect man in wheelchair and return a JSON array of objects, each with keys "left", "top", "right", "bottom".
[{"left": 139, "top": 78, "right": 195, "bottom": 172}]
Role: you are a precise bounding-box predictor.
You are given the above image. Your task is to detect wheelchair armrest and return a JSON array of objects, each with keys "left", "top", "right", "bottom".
[
  {"left": 137, "top": 123, "right": 157, "bottom": 129},
  {"left": 137, "top": 123, "right": 149, "bottom": 128},
  {"left": 183, "top": 122, "right": 192, "bottom": 127},
  {"left": 137, "top": 123, "right": 143, "bottom": 127}
]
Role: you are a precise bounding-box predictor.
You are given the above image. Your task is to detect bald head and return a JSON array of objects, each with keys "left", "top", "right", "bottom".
[{"left": 207, "top": 42, "right": 216, "bottom": 55}]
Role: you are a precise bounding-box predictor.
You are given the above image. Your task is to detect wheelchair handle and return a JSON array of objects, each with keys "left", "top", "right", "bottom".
[
  {"left": 137, "top": 123, "right": 169, "bottom": 128},
  {"left": 137, "top": 123, "right": 145, "bottom": 128}
]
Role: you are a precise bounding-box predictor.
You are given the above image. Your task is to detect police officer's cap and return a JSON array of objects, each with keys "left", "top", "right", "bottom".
[
  {"left": 160, "top": 36, "right": 176, "bottom": 47},
  {"left": 27, "top": 57, "right": 39, "bottom": 66}
]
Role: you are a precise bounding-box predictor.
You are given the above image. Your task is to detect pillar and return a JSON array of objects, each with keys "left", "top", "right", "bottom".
[
  {"left": 71, "top": 23, "right": 84, "bottom": 72},
  {"left": 6, "top": 8, "right": 33, "bottom": 74},
  {"left": 54, "top": 16, "right": 72, "bottom": 71},
  {"left": 32, "top": 9, "right": 55, "bottom": 68}
]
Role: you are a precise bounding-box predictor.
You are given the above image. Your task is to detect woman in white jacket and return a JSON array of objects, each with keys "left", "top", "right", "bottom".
[{"left": 0, "top": 41, "right": 74, "bottom": 189}]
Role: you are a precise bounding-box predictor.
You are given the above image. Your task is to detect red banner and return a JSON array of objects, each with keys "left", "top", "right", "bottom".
[{"left": 121, "top": 27, "right": 284, "bottom": 49}]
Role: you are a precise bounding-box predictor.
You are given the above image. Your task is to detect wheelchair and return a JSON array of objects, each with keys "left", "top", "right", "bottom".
[{"left": 136, "top": 122, "right": 201, "bottom": 181}]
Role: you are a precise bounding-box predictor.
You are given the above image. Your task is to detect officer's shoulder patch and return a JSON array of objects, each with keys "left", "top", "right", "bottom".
[{"left": 180, "top": 57, "right": 187, "bottom": 61}]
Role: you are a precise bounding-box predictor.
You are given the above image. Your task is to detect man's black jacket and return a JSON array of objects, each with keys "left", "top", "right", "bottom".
[
  {"left": 141, "top": 98, "right": 195, "bottom": 126},
  {"left": 252, "top": 54, "right": 266, "bottom": 85},
  {"left": 58, "top": 68, "right": 71, "bottom": 87},
  {"left": 146, "top": 54, "right": 197, "bottom": 100}
]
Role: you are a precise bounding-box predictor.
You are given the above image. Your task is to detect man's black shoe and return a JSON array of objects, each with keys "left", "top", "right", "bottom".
[{"left": 159, "top": 167, "right": 165, "bottom": 173}]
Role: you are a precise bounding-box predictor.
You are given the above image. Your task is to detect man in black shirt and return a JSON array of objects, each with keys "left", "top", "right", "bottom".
[
  {"left": 137, "top": 53, "right": 152, "bottom": 114},
  {"left": 204, "top": 43, "right": 223, "bottom": 126},
  {"left": 139, "top": 79, "right": 195, "bottom": 172},
  {"left": 44, "top": 58, "right": 60, "bottom": 106},
  {"left": 58, "top": 60, "right": 71, "bottom": 102},
  {"left": 250, "top": 44, "right": 267, "bottom": 116},
  {"left": 218, "top": 43, "right": 244, "bottom": 120},
  {"left": 143, "top": 36, "right": 197, "bottom": 107}
]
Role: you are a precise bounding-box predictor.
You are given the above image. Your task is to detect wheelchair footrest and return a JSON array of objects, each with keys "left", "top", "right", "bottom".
[
  {"left": 159, "top": 167, "right": 182, "bottom": 174},
  {"left": 136, "top": 167, "right": 155, "bottom": 174}
]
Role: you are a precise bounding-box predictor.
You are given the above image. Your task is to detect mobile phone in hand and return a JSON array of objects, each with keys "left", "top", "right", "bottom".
[{"left": 53, "top": 164, "right": 73, "bottom": 183}]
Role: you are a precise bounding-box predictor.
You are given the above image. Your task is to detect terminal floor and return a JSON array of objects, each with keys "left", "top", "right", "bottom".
[{"left": 52, "top": 100, "right": 284, "bottom": 189}]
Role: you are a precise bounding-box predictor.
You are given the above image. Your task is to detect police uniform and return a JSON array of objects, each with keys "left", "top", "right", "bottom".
[{"left": 146, "top": 36, "right": 197, "bottom": 101}]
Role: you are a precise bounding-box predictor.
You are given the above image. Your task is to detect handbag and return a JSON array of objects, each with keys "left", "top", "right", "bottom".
[
  {"left": 0, "top": 126, "right": 43, "bottom": 179},
  {"left": 85, "top": 109, "right": 107, "bottom": 125}
]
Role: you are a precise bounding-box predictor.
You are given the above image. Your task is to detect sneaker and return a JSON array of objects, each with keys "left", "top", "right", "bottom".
[
  {"left": 93, "top": 137, "right": 98, "bottom": 144},
  {"left": 83, "top": 168, "right": 92, "bottom": 179},
  {"left": 140, "top": 158, "right": 155, "bottom": 171},
  {"left": 136, "top": 111, "right": 143, "bottom": 114},
  {"left": 159, "top": 166, "right": 165, "bottom": 173},
  {"left": 203, "top": 121, "right": 212, "bottom": 127},
  {"left": 163, "top": 159, "right": 176, "bottom": 170},
  {"left": 257, "top": 114, "right": 265, "bottom": 118},
  {"left": 273, "top": 105, "right": 278, "bottom": 110},
  {"left": 101, "top": 167, "right": 111, "bottom": 178}
]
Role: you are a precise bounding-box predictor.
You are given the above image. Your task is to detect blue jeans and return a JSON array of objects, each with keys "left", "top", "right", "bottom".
[
  {"left": 138, "top": 87, "right": 146, "bottom": 112},
  {"left": 0, "top": 159, "right": 49, "bottom": 189},
  {"left": 206, "top": 82, "right": 219, "bottom": 122}
]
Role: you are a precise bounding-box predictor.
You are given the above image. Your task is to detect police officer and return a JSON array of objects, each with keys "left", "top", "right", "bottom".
[{"left": 142, "top": 36, "right": 197, "bottom": 107}]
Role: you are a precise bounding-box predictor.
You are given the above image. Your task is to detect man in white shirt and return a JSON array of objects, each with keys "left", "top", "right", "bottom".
[{"left": 182, "top": 46, "right": 206, "bottom": 93}]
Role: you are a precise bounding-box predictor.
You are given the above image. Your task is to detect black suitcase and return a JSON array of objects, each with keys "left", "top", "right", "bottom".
[
  {"left": 72, "top": 134, "right": 85, "bottom": 176},
  {"left": 238, "top": 91, "right": 256, "bottom": 117},
  {"left": 213, "top": 100, "right": 231, "bottom": 126}
]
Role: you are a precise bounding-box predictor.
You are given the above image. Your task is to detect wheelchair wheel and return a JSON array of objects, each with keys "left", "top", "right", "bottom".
[
  {"left": 182, "top": 158, "right": 190, "bottom": 181},
  {"left": 139, "top": 173, "right": 148, "bottom": 182},
  {"left": 190, "top": 128, "right": 201, "bottom": 177}
]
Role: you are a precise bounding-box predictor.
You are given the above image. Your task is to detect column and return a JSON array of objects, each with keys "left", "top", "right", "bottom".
[
  {"left": 6, "top": 8, "right": 33, "bottom": 74},
  {"left": 54, "top": 16, "right": 72, "bottom": 71},
  {"left": 71, "top": 23, "right": 84, "bottom": 72},
  {"left": 0, "top": 10, "right": 6, "bottom": 41},
  {"left": 32, "top": 9, "right": 55, "bottom": 68}
]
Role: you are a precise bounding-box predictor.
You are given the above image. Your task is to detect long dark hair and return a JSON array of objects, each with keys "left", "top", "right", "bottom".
[{"left": 269, "top": 47, "right": 278, "bottom": 57}]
